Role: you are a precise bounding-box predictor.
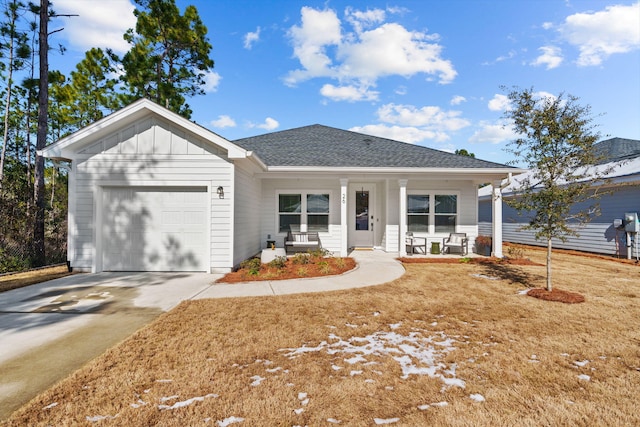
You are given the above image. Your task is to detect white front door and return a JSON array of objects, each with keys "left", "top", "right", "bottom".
[{"left": 348, "top": 184, "right": 375, "bottom": 248}]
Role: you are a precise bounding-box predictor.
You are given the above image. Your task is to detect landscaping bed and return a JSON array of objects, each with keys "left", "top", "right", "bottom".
[{"left": 217, "top": 251, "right": 356, "bottom": 283}]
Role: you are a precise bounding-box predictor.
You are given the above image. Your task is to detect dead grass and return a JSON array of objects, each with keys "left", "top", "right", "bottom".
[
  {"left": 4, "top": 247, "right": 640, "bottom": 426},
  {"left": 0, "top": 265, "right": 73, "bottom": 293}
]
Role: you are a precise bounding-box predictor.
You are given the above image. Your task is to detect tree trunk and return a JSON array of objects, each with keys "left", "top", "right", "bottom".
[
  {"left": 546, "top": 238, "right": 553, "bottom": 291},
  {"left": 0, "top": 1, "right": 18, "bottom": 190},
  {"left": 33, "top": 0, "right": 48, "bottom": 266}
]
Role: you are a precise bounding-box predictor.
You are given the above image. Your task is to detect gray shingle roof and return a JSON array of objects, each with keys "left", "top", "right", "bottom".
[
  {"left": 594, "top": 137, "right": 640, "bottom": 163},
  {"left": 233, "top": 124, "right": 514, "bottom": 169}
]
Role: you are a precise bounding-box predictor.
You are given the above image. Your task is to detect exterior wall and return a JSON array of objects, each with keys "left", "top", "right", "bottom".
[
  {"left": 69, "top": 115, "right": 234, "bottom": 272},
  {"left": 479, "top": 183, "right": 640, "bottom": 257},
  {"left": 392, "top": 179, "right": 480, "bottom": 251},
  {"left": 260, "top": 178, "right": 342, "bottom": 255},
  {"left": 233, "top": 160, "right": 263, "bottom": 265}
]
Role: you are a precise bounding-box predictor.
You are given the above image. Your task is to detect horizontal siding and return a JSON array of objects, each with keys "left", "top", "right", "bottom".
[
  {"left": 480, "top": 184, "right": 640, "bottom": 257},
  {"left": 233, "top": 162, "right": 262, "bottom": 265}
]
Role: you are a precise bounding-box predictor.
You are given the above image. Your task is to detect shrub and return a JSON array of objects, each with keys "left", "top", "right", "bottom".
[
  {"left": 296, "top": 267, "right": 308, "bottom": 277},
  {"left": 318, "top": 260, "right": 333, "bottom": 275},
  {"left": 307, "top": 248, "right": 331, "bottom": 260},
  {"left": 240, "top": 257, "right": 262, "bottom": 276},
  {"left": 506, "top": 245, "right": 525, "bottom": 260},
  {"left": 292, "top": 253, "right": 310, "bottom": 265},
  {"left": 475, "top": 235, "right": 492, "bottom": 247},
  {"left": 334, "top": 257, "right": 346, "bottom": 269},
  {"left": 269, "top": 256, "right": 287, "bottom": 269}
]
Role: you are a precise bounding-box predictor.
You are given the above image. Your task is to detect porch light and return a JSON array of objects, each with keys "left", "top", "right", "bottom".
[{"left": 217, "top": 186, "right": 224, "bottom": 199}]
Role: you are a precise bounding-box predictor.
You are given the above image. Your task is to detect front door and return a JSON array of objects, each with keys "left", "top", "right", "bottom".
[{"left": 348, "top": 184, "right": 375, "bottom": 248}]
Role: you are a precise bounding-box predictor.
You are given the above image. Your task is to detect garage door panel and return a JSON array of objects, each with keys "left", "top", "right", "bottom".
[{"left": 102, "top": 187, "right": 208, "bottom": 272}]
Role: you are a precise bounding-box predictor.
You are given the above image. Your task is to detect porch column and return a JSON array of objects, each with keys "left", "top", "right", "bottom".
[
  {"left": 340, "top": 178, "right": 348, "bottom": 257},
  {"left": 399, "top": 179, "right": 408, "bottom": 257},
  {"left": 492, "top": 180, "right": 503, "bottom": 258}
]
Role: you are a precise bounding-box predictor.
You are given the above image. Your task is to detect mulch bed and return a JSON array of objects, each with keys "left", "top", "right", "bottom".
[
  {"left": 217, "top": 257, "right": 357, "bottom": 283},
  {"left": 526, "top": 287, "right": 586, "bottom": 304},
  {"left": 398, "top": 257, "right": 543, "bottom": 266}
]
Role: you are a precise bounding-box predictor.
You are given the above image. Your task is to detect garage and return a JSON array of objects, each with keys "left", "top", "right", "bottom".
[{"left": 102, "top": 187, "right": 209, "bottom": 271}]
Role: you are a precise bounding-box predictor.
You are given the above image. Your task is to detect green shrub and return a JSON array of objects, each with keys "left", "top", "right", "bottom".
[
  {"left": 0, "top": 249, "right": 30, "bottom": 274},
  {"left": 240, "top": 257, "right": 262, "bottom": 276},
  {"left": 317, "top": 260, "right": 332, "bottom": 275},
  {"left": 308, "top": 248, "right": 331, "bottom": 260},
  {"left": 334, "top": 257, "right": 346, "bottom": 269},
  {"left": 269, "top": 256, "right": 287, "bottom": 269},
  {"left": 296, "top": 267, "right": 308, "bottom": 277}
]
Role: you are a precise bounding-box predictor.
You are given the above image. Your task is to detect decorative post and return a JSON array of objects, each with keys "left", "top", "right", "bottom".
[
  {"left": 340, "top": 178, "right": 348, "bottom": 257},
  {"left": 399, "top": 179, "right": 408, "bottom": 257},
  {"left": 492, "top": 180, "right": 504, "bottom": 258}
]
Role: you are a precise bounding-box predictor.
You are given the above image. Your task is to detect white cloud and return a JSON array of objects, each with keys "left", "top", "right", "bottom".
[
  {"left": 250, "top": 117, "right": 279, "bottom": 131},
  {"left": 244, "top": 27, "right": 261, "bottom": 49},
  {"left": 488, "top": 94, "right": 510, "bottom": 112},
  {"left": 202, "top": 71, "right": 221, "bottom": 93},
  {"left": 450, "top": 95, "right": 466, "bottom": 106},
  {"left": 395, "top": 85, "right": 407, "bottom": 95},
  {"left": 469, "top": 121, "right": 518, "bottom": 144},
  {"left": 558, "top": 3, "right": 640, "bottom": 66},
  {"left": 285, "top": 6, "right": 456, "bottom": 99},
  {"left": 320, "top": 84, "right": 379, "bottom": 102},
  {"left": 51, "top": 0, "right": 136, "bottom": 54},
  {"left": 349, "top": 124, "right": 442, "bottom": 144},
  {"left": 376, "top": 103, "right": 469, "bottom": 131},
  {"left": 531, "top": 45, "right": 563, "bottom": 69},
  {"left": 210, "top": 115, "right": 236, "bottom": 128}
]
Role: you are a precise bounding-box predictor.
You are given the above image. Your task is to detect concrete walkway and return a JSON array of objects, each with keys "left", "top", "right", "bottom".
[
  {"left": 0, "top": 250, "right": 404, "bottom": 420},
  {"left": 193, "top": 249, "right": 406, "bottom": 299}
]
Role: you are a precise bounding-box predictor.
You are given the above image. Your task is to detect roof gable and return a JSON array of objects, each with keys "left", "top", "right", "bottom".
[
  {"left": 234, "top": 124, "right": 514, "bottom": 169},
  {"left": 594, "top": 137, "right": 640, "bottom": 163},
  {"left": 40, "top": 98, "right": 248, "bottom": 161}
]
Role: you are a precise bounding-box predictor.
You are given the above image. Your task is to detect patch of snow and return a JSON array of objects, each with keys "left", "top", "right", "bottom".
[
  {"left": 87, "top": 414, "right": 117, "bottom": 422},
  {"left": 130, "top": 399, "right": 147, "bottom": 408},
  {"left": 298, "top": 392, "right": 307, "bottom": 400},
  {"left": 265, "top": 367, "right": 282, "bottom": 373},
  {"left": 294, "top": 408, "right": 304, "bottom": 415},
  {"left": 158, "top": 393, "right": 218, "bottom": 410},
  {"left": 345, "top": 355, "right": 367, "bottom": 364},
  {"left": 156, "top": 379, "right": 173, "bottom": 383},
  {"left": 560, "top": 353, "right": 570, "bottom": 357},
  {"left": 431, "top": 322, "right": 438, "bottom": 326},
  {"left": 43, "top": 402, "right": 58, "bottom": 410},
  {"left": 432, "top": 401, "right": 448, "bottom": 407},
  {"left": 470, "top": 393, "right": 485, "bottom": 402},
  {"left": 327, "top": 418, "right": 342, "bottom": 423},
  {"left": 373, "top": 312, "right": 380, "bottom": 316},
  {"left": 517, "top": 289, "right": 529, "bottom": 295},
  {"left": 345, "top": 323, "right": 358, "bottom": 328},
  {"left": 216, "top": 416, "right": 244, "bottom": 426},
  {"left": 389, "top": 322, "right": 402, "bottom": 329},
  {"left": 332, "top": 365, "right": 342, "bottom": 371},
  {"left": 574, "top": 360, "right": 589, "bottom": 367},
  {"left": 385, "top": 386, "right": 394, "bottom": 390},
  {"left": 250, "top": 375, "right": 265, "bottom": 387},
  {"left": 300, "top": 398, "right": 309, "bottom": 406},
  {"left": 350, "top": 370, "right": 363, "bottom": 376},
  {"left": 160, "top": 395, "right": 179, "bottom": 402},
  {"left": 418, "top": 404, "right": 430, "bottom": 410},
  {"left": 578, "top": 374, "right": 591, "bottom": 381},
  {"left": 374, "top": 417, "right": 400, "bottom": 424},
  {"left": 471, "top": 274, "right": 499, "bottom": 280}
]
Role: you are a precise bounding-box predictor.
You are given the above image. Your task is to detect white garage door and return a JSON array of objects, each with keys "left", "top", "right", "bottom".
[{"left": 102, "top": 187, "right": 209, "bottom": 271}]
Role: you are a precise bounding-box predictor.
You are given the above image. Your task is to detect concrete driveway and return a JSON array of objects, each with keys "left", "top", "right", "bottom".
[{"left": 0, "top": 272, "right": 218, "bottom": 420}]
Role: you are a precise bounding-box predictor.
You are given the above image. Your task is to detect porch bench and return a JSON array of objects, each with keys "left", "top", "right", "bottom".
[{"left": 284, "top": 231, "right": 321, "bottom": 254}]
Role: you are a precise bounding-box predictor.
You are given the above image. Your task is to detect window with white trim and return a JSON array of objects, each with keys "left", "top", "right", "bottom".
[
  {"left": 278, "top": 192, "right": 330, "bottom": 232},
  {"left": 407, "top": 192, "right": 458, "bottom": 234}
]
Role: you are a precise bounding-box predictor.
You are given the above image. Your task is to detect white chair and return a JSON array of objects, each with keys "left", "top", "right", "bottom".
[
  {"left": 406, "top": 232, "right": 427, "bottom": 255},
  {"left": 442, "top": 233, "right": 469, "bottom": 255}
]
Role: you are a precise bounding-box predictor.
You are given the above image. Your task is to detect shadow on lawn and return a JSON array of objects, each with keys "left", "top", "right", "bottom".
[{"left": 479, "top": 262, "right": 542, "bottom": 287}]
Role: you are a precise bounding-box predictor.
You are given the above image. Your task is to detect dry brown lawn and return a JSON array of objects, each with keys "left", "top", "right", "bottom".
[
  {"left": 0, "top": 265, "right": 73, "bottom": 293},
  {"left": 4, "top": 247, "right": 640, "bottom": 426}
]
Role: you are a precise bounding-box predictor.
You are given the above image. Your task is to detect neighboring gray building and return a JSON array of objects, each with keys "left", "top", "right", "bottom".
[{"left": 478, "top": 138, "right": 640, "bottom": 257}]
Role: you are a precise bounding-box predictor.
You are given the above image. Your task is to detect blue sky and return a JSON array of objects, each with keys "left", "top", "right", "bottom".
[{"left": 50, "top": 0, "right": 640, "bottom": 165}]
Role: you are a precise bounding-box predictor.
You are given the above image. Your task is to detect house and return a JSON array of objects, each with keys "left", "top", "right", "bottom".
[
  {"left": 478, "top": 138, "right": 640, "bottom": 257},
  {"left": 40, "top": 99, "right": 522, "bottom": 273}
]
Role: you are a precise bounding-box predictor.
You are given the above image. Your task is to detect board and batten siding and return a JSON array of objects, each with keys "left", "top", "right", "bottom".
[
  {"left": 479, "top": 183, "right": 640, "bottom": 257},
  {"left": 69, "top": 116, "right": 235, "bottom": 272}
]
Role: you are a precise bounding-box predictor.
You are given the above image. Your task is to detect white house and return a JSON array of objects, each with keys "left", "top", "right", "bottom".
[
  {"left": 40, "top": 99, "right": 522, "bottom": 273},
  {"left": 478, "top": 137, "right": 640, "bottom": 257}
]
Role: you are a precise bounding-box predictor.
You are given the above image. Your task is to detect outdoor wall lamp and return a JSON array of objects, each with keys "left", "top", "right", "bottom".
[{"left": 217, "top": 186, "right": 224, "bottom": 199}]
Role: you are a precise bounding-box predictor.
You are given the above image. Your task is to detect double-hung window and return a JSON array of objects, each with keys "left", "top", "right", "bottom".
[
  {"left": 278, "top": 192, "right": 330, "bottom": 233},
  {"left": 407, "top": 192, "right": 458, "bottom": 234}
]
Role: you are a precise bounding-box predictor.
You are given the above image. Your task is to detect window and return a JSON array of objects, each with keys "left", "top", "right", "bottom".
[
  {"left": 435, "top": 195, "right": 457, "bottom": 233},
  {"left": 278, "top": 192, "right": 330, "bottom": 233},
  {"left": 407, "top": 193, "right": 458, "bottom": 234},
  {"left": 279, "top": 194, "right": 301, "bottom": 232},
  {"left": 306, "top": 194, "right": 329, "bottom": 232},
  {"left": 408, "top": 195, "right": 429, "bottom": 232}
]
